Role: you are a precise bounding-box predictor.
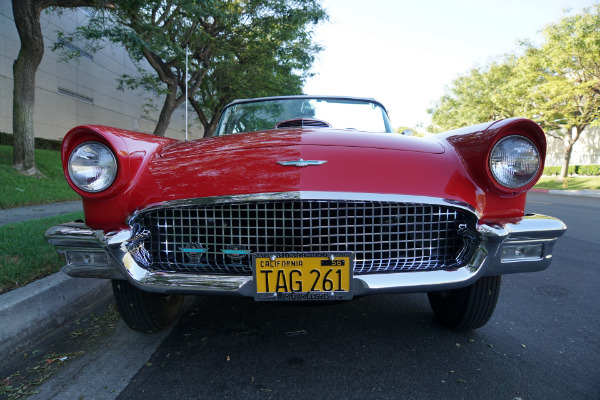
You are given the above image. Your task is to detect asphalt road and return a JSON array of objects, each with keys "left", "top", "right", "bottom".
[{"left": 3, "top": 192, "right": 599, "bottom": 400}]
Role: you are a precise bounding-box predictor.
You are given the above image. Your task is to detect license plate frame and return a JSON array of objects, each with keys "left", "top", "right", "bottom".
[{"left": 252, "top": 252, "right": 354, "bottom": 301}]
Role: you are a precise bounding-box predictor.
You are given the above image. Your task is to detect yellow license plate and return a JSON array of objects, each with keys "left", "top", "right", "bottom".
[{"left": 253, "top": 252, "right": 353, "bottom": 301}]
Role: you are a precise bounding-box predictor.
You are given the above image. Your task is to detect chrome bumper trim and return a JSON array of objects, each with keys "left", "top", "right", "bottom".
[{"left": 45, "top": 213, "right": 566, "bottom": 295}]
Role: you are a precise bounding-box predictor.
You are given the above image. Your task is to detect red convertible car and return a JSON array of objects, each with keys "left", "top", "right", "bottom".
[{"left": 46, "top": 95, "right": 566, "bottom": 332}]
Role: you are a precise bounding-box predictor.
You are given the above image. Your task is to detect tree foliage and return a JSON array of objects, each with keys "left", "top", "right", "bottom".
[
  {"left": 428, "top": 57, "right": 527, "bottom": 132},
  {"left": 428, "top": 5, "right": 600, "bottom": 179},
  {"left": 65, "top": 0, "right": 327, "bottom": 136},
  {"left": 521, "top": 7, "right": 600, "bottom": 178},
  {"left": 192, "top": 0, "right": 326, "bottom": 136}
]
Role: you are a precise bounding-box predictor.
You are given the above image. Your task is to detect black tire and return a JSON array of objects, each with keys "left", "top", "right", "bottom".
[
  {"left": 427, "top": 276, "right": 501, "bottom": 331},
  {"left": 111, "top": 280, "right": 183, "bottom": 333}
]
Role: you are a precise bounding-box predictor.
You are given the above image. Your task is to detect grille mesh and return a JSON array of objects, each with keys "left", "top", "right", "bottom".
[{"left": 130, "top": 200, "right": 476, "bottom": 275}]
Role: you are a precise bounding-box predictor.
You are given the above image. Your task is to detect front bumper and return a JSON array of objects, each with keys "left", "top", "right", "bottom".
[{"left": 45, "top": 213, "right": 566, "bottom": 296}]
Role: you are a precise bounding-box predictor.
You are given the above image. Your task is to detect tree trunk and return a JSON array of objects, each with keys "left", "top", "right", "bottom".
[
  {"left": 558, "top": 126, "right": 583, "bottom": 180},
  {"left": 11, "top": 0, "right": 45, "bottom": 175},
  {"left": 153, "top": 88, "right": 185, "bottom": 137},
  {"left": 153, "top": 99, "right": 174, "bottom": 137},
  {"left": 205, "top": 111, "right": 221, "bottom": 137},
  {"left": 189, "top": 98, "right": 209, "bottom": 135},
  {"left": 189, "top": 98, "right": 224, "bottom": 137},
  {"left": 558, "top": 141, "right": 574, "bottom": 180}
]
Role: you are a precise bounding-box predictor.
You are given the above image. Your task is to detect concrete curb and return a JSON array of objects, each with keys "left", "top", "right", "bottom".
[
  {"left": 0, "top": 273, "right": 112, "bottom": 364},
  {"left": 529, "top": 188, "right": 600, "bottom": 197}
]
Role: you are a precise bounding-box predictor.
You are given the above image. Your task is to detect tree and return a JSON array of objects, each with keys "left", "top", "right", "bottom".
[
  {"left": 427, "top": 57, "right": 527, "bottom": 133},
  {"left": 520, "top": 6, "right": 600, "bottom": 180},
  {"left": 11, "top": 0, "right": 112, "bottom": 175},
  {"left": 428, "top": 6, "right": 600, "bottom": 180},
  {"left": 191, "top": 0, "right": 325, "bottom": 136},
  {"left": 68, "top": 0, "right": 326, "bottom": 137},
  {"left": 65, "top": 0, "right": 215, "bottom": 136}
]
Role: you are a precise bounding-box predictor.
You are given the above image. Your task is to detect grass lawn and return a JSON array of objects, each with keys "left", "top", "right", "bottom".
[
  {"left": 0, "top": 212, "right": 84, "bottom": 295},
  {"left": 0, "top": 145, "right": 79, "bottom": 209},
  {"left": 533, "top": 176, "right": 600, "bottom": 190}
]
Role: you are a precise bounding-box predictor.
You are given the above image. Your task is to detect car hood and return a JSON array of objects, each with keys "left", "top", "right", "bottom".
[
  {"left": 159, "top": 128, "right": 445, "bottom": 156},
  {"left": 67, "top": 120, "right": 541, "bottom": 231},
  {"left": 144, "top": 127, "right": 475, "bottom": 208}
]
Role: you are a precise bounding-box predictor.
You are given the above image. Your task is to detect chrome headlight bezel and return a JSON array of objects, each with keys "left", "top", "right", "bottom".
[
  {"left": 67, "top": 141, "right": 118, "bottom": 193},
  {"left": 489, "top": 135, "right": 540, "bottom": 189}
]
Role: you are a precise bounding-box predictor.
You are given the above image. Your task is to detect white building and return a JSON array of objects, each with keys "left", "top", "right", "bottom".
[
  {"left": 545, "top": 128, "right": 600, "bottom": 168},
  {"left": 0, "top": 1, "right": 202, "bottom": 142}
]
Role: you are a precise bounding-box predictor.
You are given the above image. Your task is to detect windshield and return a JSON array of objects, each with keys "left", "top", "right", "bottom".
[{"left": 215, "top": 97, "right": 393, "bottom": 136}]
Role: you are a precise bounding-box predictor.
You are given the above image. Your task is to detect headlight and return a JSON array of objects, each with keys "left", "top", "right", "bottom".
[
  {"left": 489, "top": 135, "right": 540, "bottom": 189},
  {"left": 68, "top": 142, "right": 117, "bottom": 192}
]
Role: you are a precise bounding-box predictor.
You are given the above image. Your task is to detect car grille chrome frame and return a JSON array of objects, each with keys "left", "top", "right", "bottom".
[{"left": 127, "top": 197, "right": 480, "bottom": 276}]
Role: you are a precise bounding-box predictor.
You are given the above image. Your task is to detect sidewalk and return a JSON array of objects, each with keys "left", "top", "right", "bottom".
[{"left": 0, "top": 200, "right": 83, "bottom": 226}]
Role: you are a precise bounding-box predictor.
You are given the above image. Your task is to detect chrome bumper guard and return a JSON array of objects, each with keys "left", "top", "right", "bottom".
[{"left": 45, "top": 214, "right": 566, "bottom": 296}]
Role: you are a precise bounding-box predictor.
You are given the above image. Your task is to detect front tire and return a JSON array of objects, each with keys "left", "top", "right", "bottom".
[
  {"left": 112, "top": 280, "right": 183, "bottom": 333},
  {"left": 427, "top": 276, "right": 501, "bottom": 331}
]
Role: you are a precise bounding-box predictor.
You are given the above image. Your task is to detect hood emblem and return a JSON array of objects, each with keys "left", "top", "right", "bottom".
[{"left": 277, "top": 159, "right": 327, "bottom": 167}]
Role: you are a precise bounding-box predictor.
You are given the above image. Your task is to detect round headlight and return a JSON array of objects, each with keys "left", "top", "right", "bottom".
[
  {"left": 489, "top": 135, "right": 540, "bottom": 189},
  {"left": 68, "top": 142, "right": 117, "bottom": 192}
]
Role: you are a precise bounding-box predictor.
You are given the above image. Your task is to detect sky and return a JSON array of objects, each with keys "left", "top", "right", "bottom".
[{"left": 303, "top": 0, "right": 599, "bottom": 130}]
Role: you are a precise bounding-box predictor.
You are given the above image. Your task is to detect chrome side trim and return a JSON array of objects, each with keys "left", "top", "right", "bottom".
[{"left": 45, "top": 213, "right": 566, "bottom": 295}]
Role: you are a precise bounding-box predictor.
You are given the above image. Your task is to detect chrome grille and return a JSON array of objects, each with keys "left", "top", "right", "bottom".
[{"left": 130, "top": 200, "right": 477, "bottom": 275}]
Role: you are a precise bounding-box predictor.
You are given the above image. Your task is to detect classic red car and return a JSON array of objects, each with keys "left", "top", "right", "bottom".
[{"left": 46, "top": 95, "right": 566, "bottom": 333}]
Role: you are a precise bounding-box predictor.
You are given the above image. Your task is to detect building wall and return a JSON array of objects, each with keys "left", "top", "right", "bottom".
[
  {"left": 0, "top": 1, "right": 202, "bottom": 141},
  {"left": 546, "top": 127, "right": 600, "bottom": 167}
]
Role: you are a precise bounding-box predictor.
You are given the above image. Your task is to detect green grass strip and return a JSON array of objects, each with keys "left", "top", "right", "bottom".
[
  {"left": 533, "top": 176, "right": 600, "bottom": 190},
  {"left": 0, "top": 145, "right": 79, "bottom": 209},
  {"left": 0, "top": 212, "right": 84, "bottom": 294}
]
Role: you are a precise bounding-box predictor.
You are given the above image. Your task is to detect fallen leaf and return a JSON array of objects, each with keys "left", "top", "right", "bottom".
[{"left": 285, "top": 330, "right": 307, "bottom": 336}]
